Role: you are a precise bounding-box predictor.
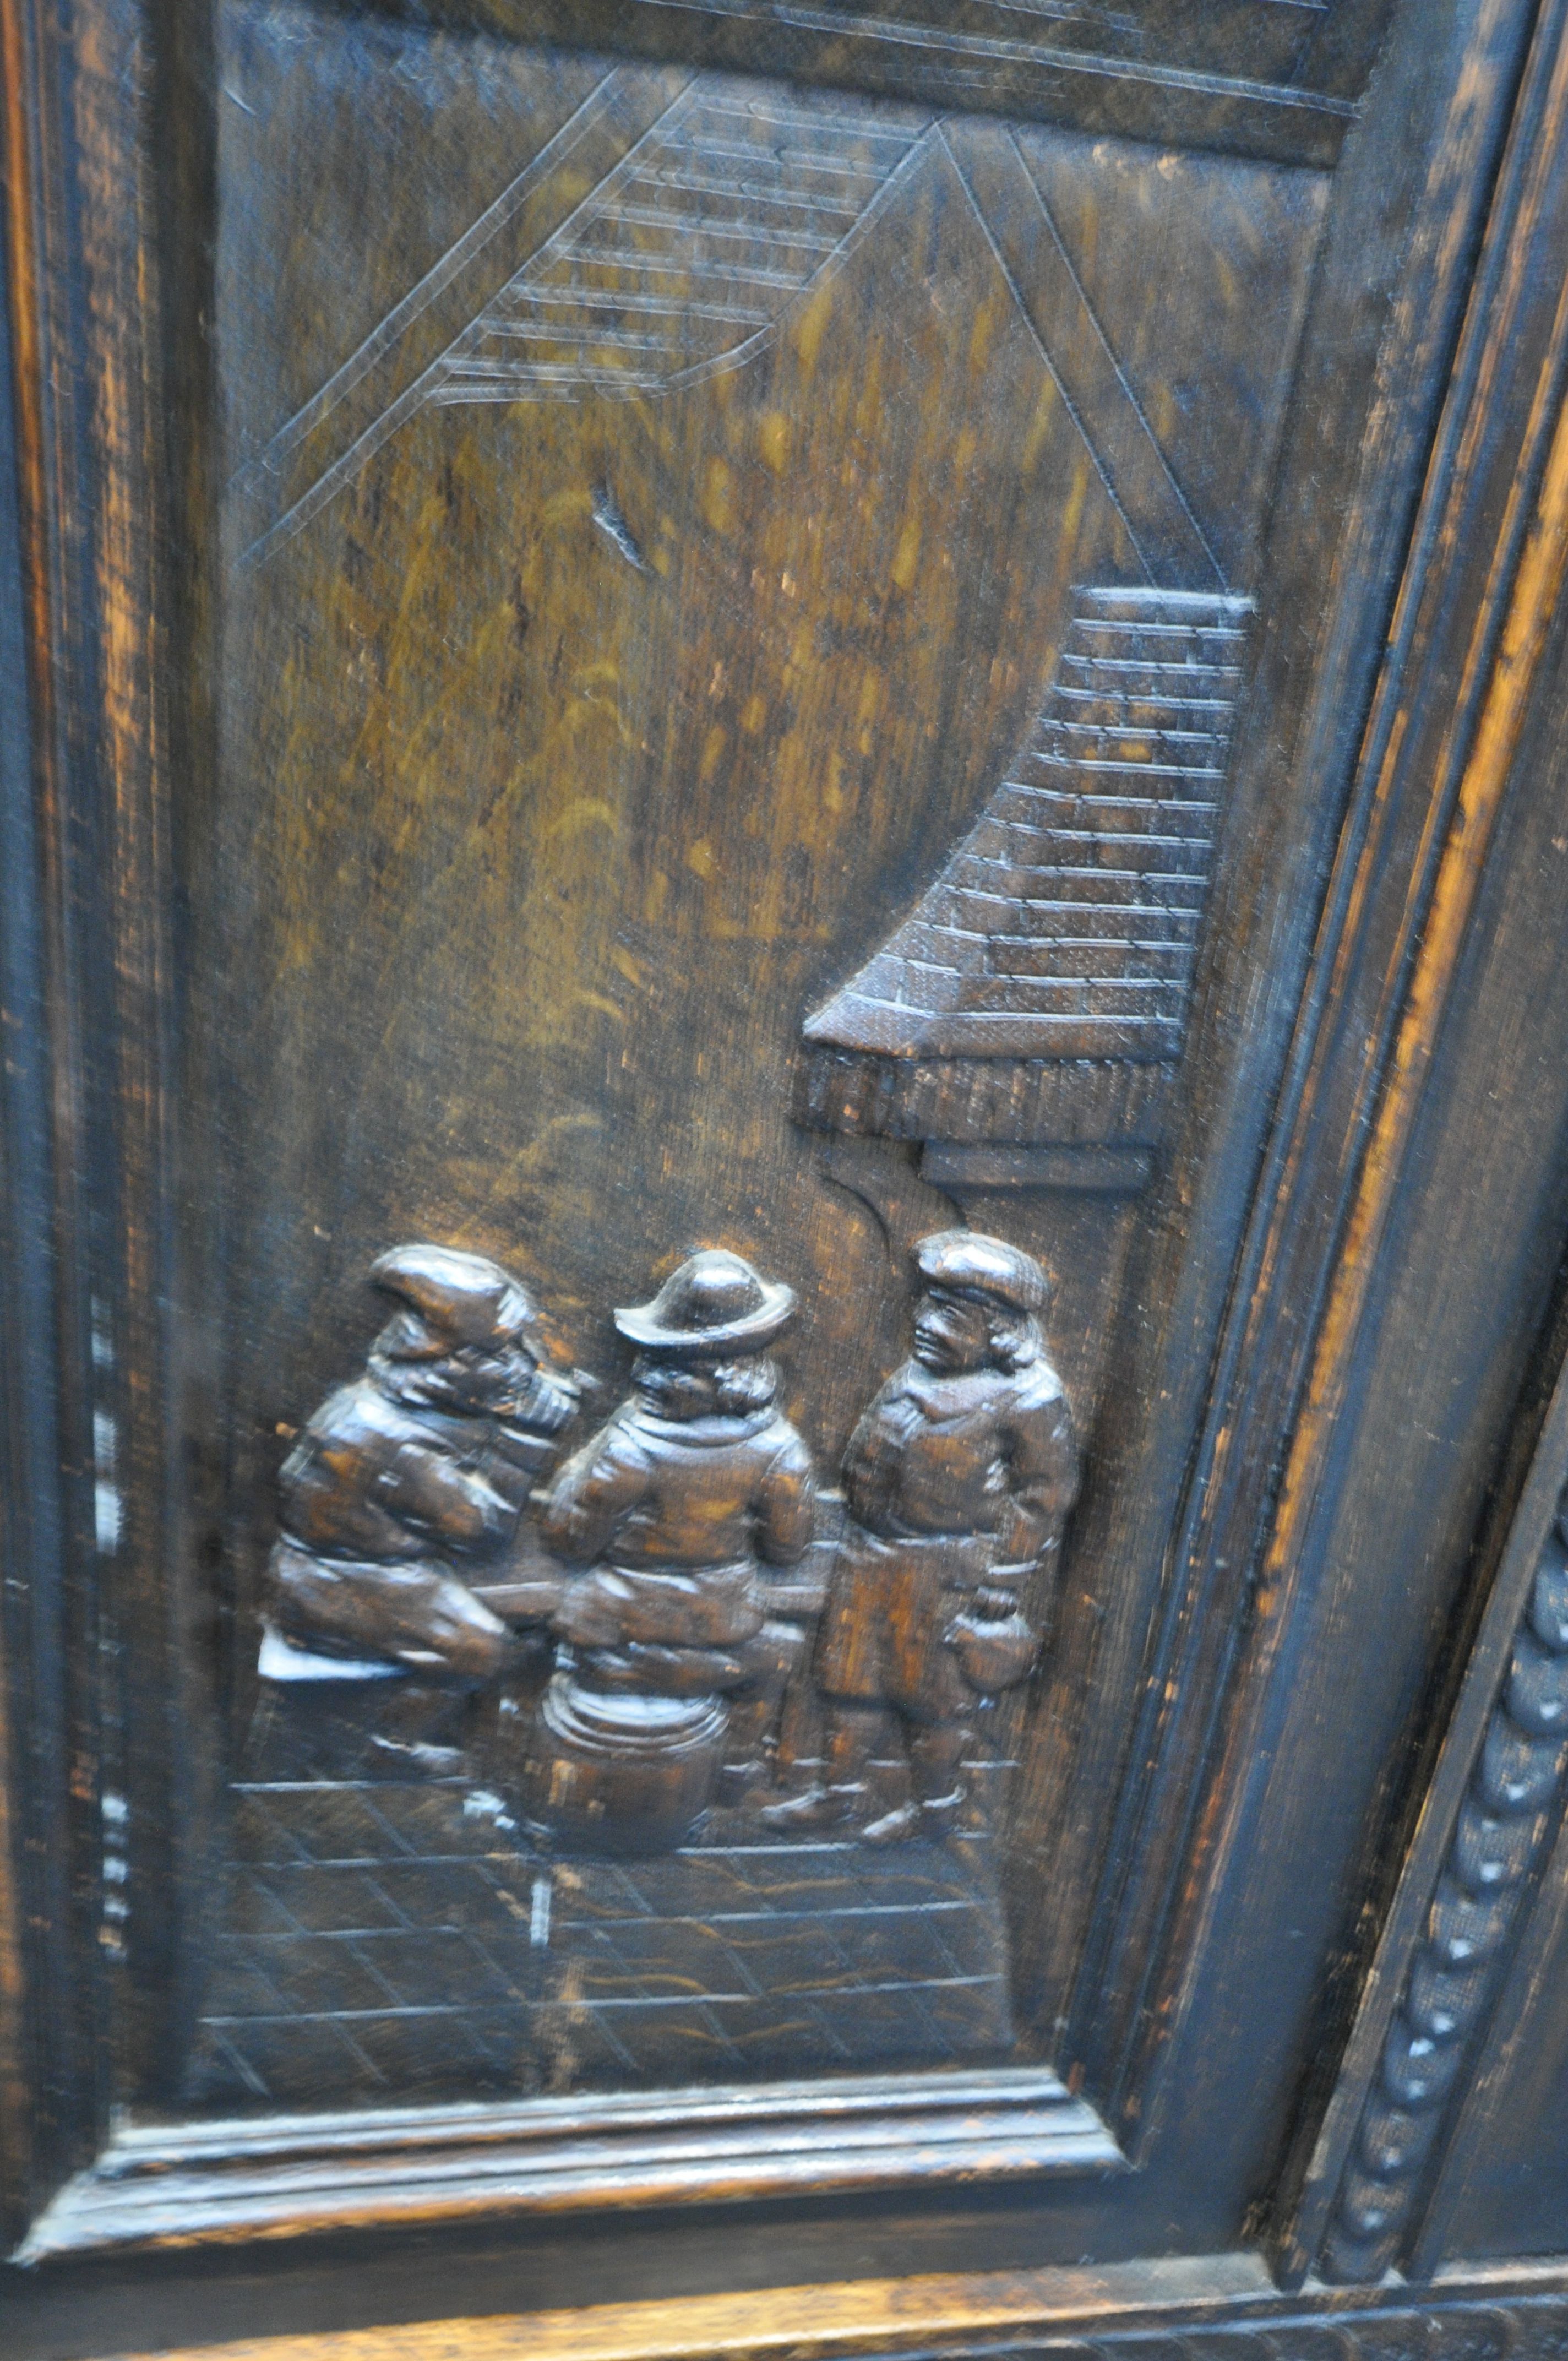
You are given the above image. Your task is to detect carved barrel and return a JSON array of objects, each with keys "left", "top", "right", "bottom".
[{"left": 517, "top": 1664, "right": 731, "bottom": 1857}]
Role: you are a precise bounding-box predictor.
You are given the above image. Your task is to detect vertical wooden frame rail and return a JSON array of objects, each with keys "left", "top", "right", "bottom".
[
  {"left": 1255, "top": 0, "right": 1568, "bottom": 2280},
  {"left": 1262, "top": 4, "right": 1568, "bottom": 2257},
  {"left": 1282, "top": 1344, "right": 1568, "bottom": 2282},
  {"left": 7, "top": 0, "right": 1568, "bottom": 2308},
  {"left": 1000, "top": 0, "right": 1540, "bottom": 2077},
  {"left": 1060, "top": 0, "right": 1568, "bottom": 2159},
  {"left": 0, "top": 0, "right": 179, "bottom": 2248},
  {"left": 0, "top": 52, "right": 58, "bottom": 2241},
  {"left": 2, "top": 0, "right": 113, "bottom": 2240}
]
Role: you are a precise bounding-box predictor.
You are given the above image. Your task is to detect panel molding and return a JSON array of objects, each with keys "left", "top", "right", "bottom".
[
  {"left": 0, "top": 0, "right": 1560, "bottom": 2296},
  {"left": 1257, "top": 0, "right": 1568, "bottom": 2280},
  {"left": 0, "top": 0, "right": 178, "bottom": 2247},
  {"left": 14, "top": 2068, "right": 1120, "bottom": 2261}
]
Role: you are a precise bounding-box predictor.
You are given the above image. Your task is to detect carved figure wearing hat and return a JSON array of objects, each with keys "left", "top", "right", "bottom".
[
  {"left": 516, "top": 1249, "right": 816, "bottom": 1853},
  {"left": 264, "top": 1243, "right": 582, "bottom": 1686},
  {"left": 766, "top": 1230, "right": 1078, "bottom": 1844}
]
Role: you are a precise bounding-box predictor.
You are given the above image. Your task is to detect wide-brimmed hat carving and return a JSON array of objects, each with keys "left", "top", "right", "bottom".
[{"left": 615, "top": 1249, "right": 796, "bottom": 1357}]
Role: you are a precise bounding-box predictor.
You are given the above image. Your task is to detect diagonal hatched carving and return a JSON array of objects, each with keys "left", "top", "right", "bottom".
[
  {"left": 941, "top": 126, "right": 1223, "bottom": 588},
  {"left": 233, "top": 76, "right": 933, "bottom": 568},
  {"left": 186, "top": 1778, "right": 1016, "bottom": 2107},
  {"left": 438, "top": 85, "right": 932, "bottom": 406},
  {"left": 230, "top": 66, "right": 1237, "bottom": 573}
]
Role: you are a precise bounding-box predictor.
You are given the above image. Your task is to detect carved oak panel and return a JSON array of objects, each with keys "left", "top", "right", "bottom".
[{"left": 183, "top": 0, "right": 1332, "bottom": 2115}]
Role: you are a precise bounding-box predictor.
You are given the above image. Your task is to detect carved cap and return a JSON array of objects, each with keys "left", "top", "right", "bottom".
[
  {"left": 913, "top": 1229, "right": 1049, "bottom": 1316},
  {"left": 614, "top": 1249, "right": 796, "bottom": 1357},
  {"left": 369, "top": 1243, "right": 539, "bottom": 1356}
]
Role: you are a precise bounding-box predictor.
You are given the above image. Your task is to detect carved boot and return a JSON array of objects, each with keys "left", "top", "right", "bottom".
[
  {"left": 870, "top": 1722, "right": 966, "bottom": 1842},
  {"left": 758, "top": 1780, "right": 865, "bottom": 1831},
  {"left": 861, "top": 1785, "right": 966, "bottom": 1842},
  {"left": 761, "top": 1705, "right": 880, "bottom": 1830},
  {"left": 859, "top": 1799, "right": 922, "bottom": 1845}
]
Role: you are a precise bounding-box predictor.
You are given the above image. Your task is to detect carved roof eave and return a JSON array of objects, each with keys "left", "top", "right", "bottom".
[{"left": 795, "top": 584, "right": 1254, "bottom": 1164}]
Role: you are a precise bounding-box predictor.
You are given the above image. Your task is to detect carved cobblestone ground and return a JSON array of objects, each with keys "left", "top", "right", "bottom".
[{"left": 186, "top": 1775, "right": 1016, "bottom": 2109}]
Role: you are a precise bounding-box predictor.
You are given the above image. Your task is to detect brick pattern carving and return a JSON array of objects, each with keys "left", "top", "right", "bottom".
[
  {"left": 441, "top": 84, "right": 932, "bottom": 407},
  {"left": 800, "top": 585, "right": 1252, "bottom": 1165},
  {"left": 1319, "top": 1482, "right": 1568, "bottom": 2282}
]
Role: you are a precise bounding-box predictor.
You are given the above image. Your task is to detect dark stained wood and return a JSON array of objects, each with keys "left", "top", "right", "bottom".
[
  {"left": 1, "top": 0, "right": 181, "bottom": 2244},
  {"left": 101, "top": 2267, "right": 1568, "bottom": 2361},
  {"left": 14, "top": 0, "right": 1568, "bottom": 2348},
  {"left": 1417, "top": 1734, "right": 1568, "bottom": 2269},
  {"left": 14, "top": 2246, "right": 1568, "bottom": 2361},
  {"left": 0, "top": 45, "right": 52, "bottom": 2244},
  {"left": 1261, "top": 6, "right": 1568, "bottom": 2278},
  {"left": 199, "top": 20, "right": 1342, "bottom": 2104},
  {"left": 1322, "top": 597, "right": 1568, "bottom": 2281}
]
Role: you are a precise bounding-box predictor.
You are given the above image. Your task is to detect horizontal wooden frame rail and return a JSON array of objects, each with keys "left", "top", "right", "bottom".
[
  {"left": 94, "top": 2251, "right": 1568, "bottom": 2361},
  {"left": 14, "top": 2068, "right": 1121, "bottom": 2261}
]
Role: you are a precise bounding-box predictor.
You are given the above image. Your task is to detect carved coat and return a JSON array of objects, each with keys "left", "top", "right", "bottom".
[
  {"left": 269, "top": 1367, "right": 574, "bottom": 1679},
  {"left": 541, "top": 1399, "right": 816, "bottom": 1652},
  {"left": 815, "top": 1351, "right": 1078, "bottom": 1718}
]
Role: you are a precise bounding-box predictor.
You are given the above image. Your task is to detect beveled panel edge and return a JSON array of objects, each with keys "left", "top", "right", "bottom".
[
  {"left": 325, "top": 0, "right": 1380, "bottom": 168},
  {"left": 12, "top": 2066, "right": 1122, "bottom": 2262},
  {"left": 1, "top": 0, "right": 184, "bottom": 2249}
]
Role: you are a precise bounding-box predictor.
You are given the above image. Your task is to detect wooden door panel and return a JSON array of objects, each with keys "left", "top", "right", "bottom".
[
  {"left": 194, "top": 0, "right": 1331, "bottom": 2120},
  {"left": 9, "top": 0, "right": 1568, "bottom": 2321}
]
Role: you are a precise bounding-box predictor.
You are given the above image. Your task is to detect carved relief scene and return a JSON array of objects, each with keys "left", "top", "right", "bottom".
[{"left": 188, "top": 0, "right": 1332, "bottom": 2110}]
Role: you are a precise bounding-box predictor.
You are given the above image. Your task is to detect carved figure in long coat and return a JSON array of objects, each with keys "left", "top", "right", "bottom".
[
  {"left": 265, "top": 1243, "right": 581, "bottom": 1683},
  {"left": 520, "top": 1250, "right": 816, "bottom": 1851},
  {"left": 767, "top": 1230, "right": 1078, "bottom": 1843}
]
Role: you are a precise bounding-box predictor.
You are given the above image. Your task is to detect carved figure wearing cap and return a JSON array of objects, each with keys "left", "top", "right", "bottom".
[
  {"left": 766, "top": 1229, "right": 1078, "bottom": 1843},
  {"left": 515, "top": 1249, "right": 816, "bottom": 1853},
  {"left": 264, "top": 1243, "right": 581, "bottom": 1687}
]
